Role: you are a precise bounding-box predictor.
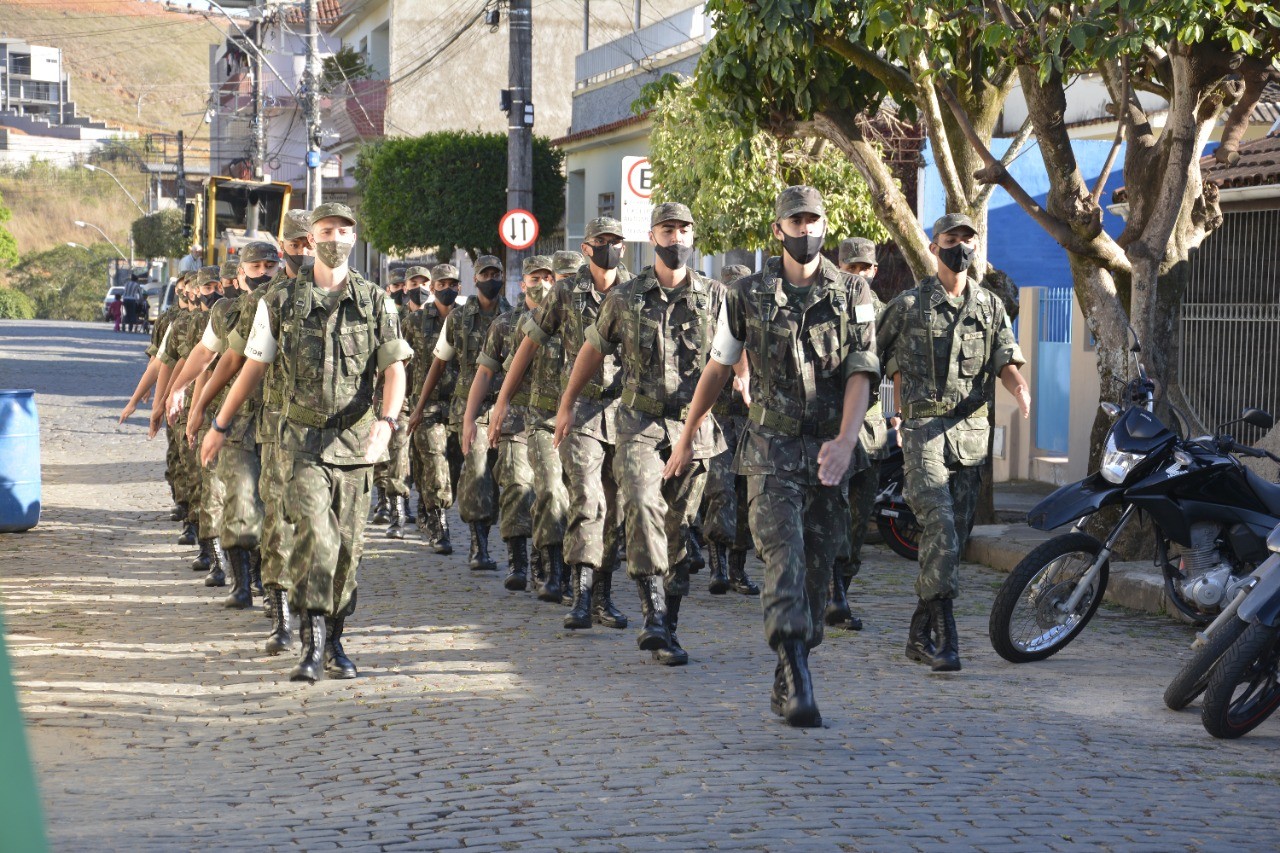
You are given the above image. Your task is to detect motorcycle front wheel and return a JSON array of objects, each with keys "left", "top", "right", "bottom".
[
  {"left": 875, "top": 501, "right": 920, "bottom": 561},
  {"left": 1163, "top": 617, "right": 1250, "bottom": 711},
  {"left": 989, "top": 532, "right": 1108, "bottom": 663},
  {"left": 1201, "top": 622, "right": 1280, "bottom": 739}
]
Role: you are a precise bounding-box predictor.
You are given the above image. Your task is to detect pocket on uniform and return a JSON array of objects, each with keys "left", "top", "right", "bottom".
[
  {"left": 732, "top": 427, "right": 780, "bottom": 476},
  {"left": 945, "top": 417, "right": 989, "bottom": 467},
  {"left": 807, "top": 320, "right": 843, "bottom": 377},
  {"left": 957, "top": 332, "right": 984, "bottom": 376},
  {"left": 339, "top": 331, "right": 371, "bottom": 374}
]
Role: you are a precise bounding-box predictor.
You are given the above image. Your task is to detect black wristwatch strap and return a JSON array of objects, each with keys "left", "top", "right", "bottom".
[
  {"left": 211, "top": 415, "right": 230, "bottom": 434},
  {"left": 381, "top": 415, "right": 399, "bottom": 432}
]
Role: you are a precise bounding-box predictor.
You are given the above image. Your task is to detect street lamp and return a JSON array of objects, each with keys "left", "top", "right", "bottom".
[
  {"left": 66, "top": 242, "right": 90, "bottom": 251},
  {"left": 73, "top": 220, "right": 128, "bottom": 261},
  {"left": 83, "top": 163, "right": 148, "bottom": 216}
]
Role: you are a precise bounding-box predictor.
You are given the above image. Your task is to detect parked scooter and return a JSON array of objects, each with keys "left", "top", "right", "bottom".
[{"left": 874, "top": 430, "right": 919, "bottom": 561}]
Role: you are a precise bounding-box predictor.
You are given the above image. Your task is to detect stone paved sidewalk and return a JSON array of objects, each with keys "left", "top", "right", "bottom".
[{"left": 2, "top": 320, "right": 1279, "bottom": 851}]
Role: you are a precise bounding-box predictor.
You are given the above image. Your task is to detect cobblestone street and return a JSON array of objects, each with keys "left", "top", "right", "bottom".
[{"left": 2, "top": 319, "right": 1279, "bottom": 851}]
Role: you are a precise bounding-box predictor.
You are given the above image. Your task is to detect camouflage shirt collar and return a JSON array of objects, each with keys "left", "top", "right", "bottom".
[
  {"left": 760, "top": 254, "right": 841, "bottom": 309},
  {"left": 572, "top": 263, "right": 631, "bottom": 302},
  {"left": 919, "top": 275, "right": 976, "bottom": 310},
  {"left": 631, "top": 265, "right": 707, "bottom": 298}
]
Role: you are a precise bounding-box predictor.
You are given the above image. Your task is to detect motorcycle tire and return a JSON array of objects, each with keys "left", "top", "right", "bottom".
[
  {"left": 1163, "top": 617, "right": 1250, "bottom": 711},
  {"left": 876, "top": 501, "right": 920, "bottom": 561},
  {"left": 989, "top": 532, "right": 1108, "bottom": 663},
  {"left": 1201, "top": 622, "right": 1280, "bottom": 739}
]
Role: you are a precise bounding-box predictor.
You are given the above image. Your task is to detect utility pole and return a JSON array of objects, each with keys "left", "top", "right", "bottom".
[
  {"left": 249, "top": 19, "right": 266, "bottom": 182},
  {"left": 303, "top": 0, "right": 322, "bottom": 208},
  {"left": 506, "top": 0, "right": 534, "bottom": 290}
]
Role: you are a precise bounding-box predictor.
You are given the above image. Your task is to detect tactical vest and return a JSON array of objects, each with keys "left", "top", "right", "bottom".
[
  {"left": 449, "top": 296, "right": 509, "bottom": 416},
  {"left": 898, "top": 278, "right": 998, "bottom": 419},
  {"left": 617, "top": 269, "right": 717, "bottom": 418},
  {"left": 564, "top": 268, "right": 629, "bottom": 398}
]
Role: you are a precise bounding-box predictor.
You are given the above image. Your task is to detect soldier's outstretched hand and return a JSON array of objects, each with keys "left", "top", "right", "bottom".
[
  {"left": 487, "top": 401, "right": 507, "bottom": 449},
  {"left": 118, "top": 399, "right": 138, "bottom": 424},
  {"left": 662, "top": 439, "right": 693, "bottom": 480},
  {"left": 552, "top": 405, "right": 572, "bottom": 449},
  {"left": 364, "top": 419, "right": 393, "bottom": 464},
  {"left": 200, "top": 428, "right": 224, "bottom": 468},
  {"left": 407, "top": 408, "right": 422, "bottom": 435},
  {"left": 816, "top": 434, "right": 858, "bottom": 487},
  {"left": 186, "top": 406, "right": 204, "bottom": 446},
  {"left": 461, "top": 417, "right": 477, "bottom": 457},
  {"left": 147, "top": 405, "right": 164, "bottom": 440},
  {"left": 1014, "top": 384, "right": 1031, "bottom": 419}
]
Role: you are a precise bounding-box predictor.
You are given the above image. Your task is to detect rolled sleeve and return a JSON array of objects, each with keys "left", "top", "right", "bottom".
[
  {"left": 709, "top": 302, "right": 742, "bottom": 366},
  {"left": 991, "top": 312, "right": 1025, "bottom": 374},
  {"left": 521, "top": 312, "right": 550, "bottom": 346},
  {"left": 843, "top": 349, "right": 881, "bottom": 381},
  {"left": 584, "top": 324, "right": 614, "bottom": 356},
  {"left": 476, "top": 352, "right": 502, "bottom": 372},
  {"left": 227, "top": 329, "right": 248, "bottom": 356},
  {"left": 200, "top": 318, "right": 227, "bottom": 355},
  {"left": 376, "top": 338, "right": 413, "bottom": 372},
  {"left": 145, "top": 343, "right": 159, "bottom": 358}
]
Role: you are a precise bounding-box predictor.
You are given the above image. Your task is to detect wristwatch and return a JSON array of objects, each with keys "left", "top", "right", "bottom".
[
  {"left": 211, "top": 415, "right": 230, "bottom": 434},
  {"left": 381, "top": 415, "right": 399, "bottom": 433}
]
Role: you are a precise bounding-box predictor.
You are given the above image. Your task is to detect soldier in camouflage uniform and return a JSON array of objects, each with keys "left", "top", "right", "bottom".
[
  {"left": 877, "top": 212, "right": 1029, "bottom": 673},
  {"left": 148, "top": 277, "right": 202, "bottom": 545},
  {"left": 558, "top": 203, "right": 722, "bottom": 665},
  {"left": 411, "top": 257, "right": 510, "bottom": 571},
  {"left": 669, "top": 186, "right": 879, "bottom": 727},
  {"left": 203, "top": 202, "right": 412, "bottom": 683},
  {"left": 374, "top": 268, "right": 421, "bottom": 539},
  {"left": 372, "top": 269, "right": 409, "bottom": 524},
  {"left": 406, "top": 265, "right": 463, "bottom": 554},
  {"left": 493, "top": 219, "right": 633, "bottom": 621}
]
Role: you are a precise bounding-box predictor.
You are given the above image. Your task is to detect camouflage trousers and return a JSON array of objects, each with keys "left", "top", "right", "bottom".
[
  {"left": 165, "top": 422, "right": 180, "bottom": 500},
  {"left": 257, "top": 439, "right": 295, "bottom": 589},
  {"left": 614, "top": 439, "right": 706, "bottom": 598},
  {"left": 196, "top": 426, "right": 226, "bottom": 539},
  {"left": 412, "top": 416, "right": 462, "bottom": 510},
  {"left": 285, "top": 457, "right": 371, "bottom": 616},
  {"left": 174, "top": 414, "right": 201, "bottom": 522},
  {"left": 701, "top": 414, "right": 751, "bottom": 550},
  {"left": 836, "top": 458, "right": 882, "bottom": 581},
  {"left": 558, "top": 431, "right": 621, "bottom": 571},
  {"left": 748, "top": 473, "right": 848, "bottom": 649},
  {"left": 374, "top": 411, "right": 411, "bottom": 498},
  {"left": 495, "top": 430, "right": 534, "bottom": 541},
  {"left": 216, "top": 437, "right": 263, "bottom": 549},
  {"left": 901, "top": 419, "right": 983, "bottom": 601},
  {"left": 456, "top": 420, "right": 498, "bottom": 525},
  {"left": 526, "top": 416, "right": 567, "bottom": 550}
]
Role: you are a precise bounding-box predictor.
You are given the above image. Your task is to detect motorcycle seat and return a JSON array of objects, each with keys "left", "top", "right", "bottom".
[{"left": 1245, "top": 468, "right": 1280, "bottom": 517}]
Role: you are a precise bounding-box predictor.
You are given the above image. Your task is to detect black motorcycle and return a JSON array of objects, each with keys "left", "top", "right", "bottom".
[
  {"left": 874, "top": 431, "right": 919, "bottom": 561},
  {"left": 989, "top": 333, "right": 1280, "bottom": 663}
]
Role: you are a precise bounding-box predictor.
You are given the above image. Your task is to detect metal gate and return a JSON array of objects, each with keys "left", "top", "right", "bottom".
[
  {"left": 1181, "top": 208, "right": 1280, "bottom": 444},
  {"left": 1035, "top": 287, "right": 1073, "bottom": 453}
]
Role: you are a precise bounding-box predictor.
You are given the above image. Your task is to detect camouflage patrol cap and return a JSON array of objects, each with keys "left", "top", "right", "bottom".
[
  {"left": 196, "top": 265, "right": 222, "bottom": 286},
  {"left": 220, "top": 258, "right": 240, "bottom": 279},
  {"left": 405, "top": 265, "right": 432, "bottom": 282},
  {"left": 839, "top": 237, "right": 877, "bottom": 266},
  {"left": 775, "top": 185, "right": 825, "bottom": 220},
  {"left": 310, "top": 202, "right": 357, "bottom": 227},
  {"left": 388, "top": 267, "right": 407, "bottom": 285},
  {"left": 282, "top": 209, "right": 312, "bottom": 241},
  {"left": 721, "top": 264, "right": 752, "bottom": 283},
  {"left": 650, "top": 202, "right": 694, "bottom": 227},
  {"left": 475, "top": 254, "right": 504, "bottom": 273},
  {"left": 240, "top": 241, "right": 280, "bottom": 264},
  {"left": 522, "top": 255, "right": 553, "bottom": 276},
  {"left": 932, "top": 212, "right": 977, "bottom": 237},
  {"left": 430, "top": 263, "right": 460, "bottom": 283},
  {"left": 552, "top": 250, "right": 585, "bottom": 276},
  {"left": 584, "top": 216, "right": 624, "bottom": 240}
]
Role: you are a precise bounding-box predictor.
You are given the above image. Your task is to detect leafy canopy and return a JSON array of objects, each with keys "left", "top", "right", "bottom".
[
  {"left": 10, "top": 242, "right": 118, "bottom": 321},
  {"left": 131, "top": 208, "right": 187, "bottom": 260}
]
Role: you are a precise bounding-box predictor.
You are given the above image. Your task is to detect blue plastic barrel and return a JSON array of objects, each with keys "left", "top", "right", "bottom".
[{"left": 0, "top": 389, "right": 40, "bottom": 533}]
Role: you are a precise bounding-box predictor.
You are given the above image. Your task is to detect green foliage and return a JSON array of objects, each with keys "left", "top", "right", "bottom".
[
  {"left": 644, "top": 79, "right": 888, "bottom": 253},
  {"left": 0, "top": 288, "right": 35, "bottom": 320},
  {"left": 355, "top": 132, "right": 567, "bottom": 258},
  {"left": 9, "top": 242, "right": 118, "bottom": 321},
  {"left": 0, "top": 187, "right": 16, "bottom": 268},
  {"left": 323, "top": 46, "right": 372, "bottom": 90},
  {"left": 131, "top": 209, "right": 187, "bottom": 260}
]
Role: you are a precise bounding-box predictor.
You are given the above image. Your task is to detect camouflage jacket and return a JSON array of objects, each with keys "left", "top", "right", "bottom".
[
  {"left": 147, "top": 306, "right": 181, "bottom": 358},
  {"left": 587, "top": 266, "right": 724, "bottom": 456},
  {"left": 203, "top": 292, "right": 258, "bottom": 444},
  {"left": 509, "top": 299, "right": 564, "bottom": 430},
  {"left": 439, "top": 294, "right": 510, "bottom": 429},
  {"left": 405, "top": 303, "right": 456, "bottom": 421},
  {"left": 524, "top": 265, "right": 632, "bottom": 442},
  {"left": 477, "top": 302, "right": 529, "bottom": 437},
  {"left": 231, "top": 271, "right": 291, "bottom": 444}
]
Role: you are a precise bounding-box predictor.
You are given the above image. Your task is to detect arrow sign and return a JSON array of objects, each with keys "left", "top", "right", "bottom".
[{"left": 499, "top": 208, "right": 539, "bottom": 251}]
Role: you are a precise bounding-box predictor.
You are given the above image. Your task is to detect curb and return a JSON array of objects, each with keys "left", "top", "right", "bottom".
[{"left": 966, "top": 523, "right": 1169, "bottom": 616}]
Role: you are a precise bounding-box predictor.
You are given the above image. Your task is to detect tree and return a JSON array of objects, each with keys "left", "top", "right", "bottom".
[
  {"left": 323, "top": 46, "right": 372, "bottom": 91},
  {"left": 355, "top": 132, "right": 566, "bottom": 258},
  {"left": 10, "top": 243, "right": 117, "bottom": 321},
  {"left": 0, "top": 187, "right": 17, "bottom": 268},
  {"left": 0, "top": 289, "right": 35, "bottom": 320},
  {"left": 131, "top": 209, "right": 187, "bottom": 260},
  {"left": 635, "top": 77, "right": 889, "bottom": 253}
]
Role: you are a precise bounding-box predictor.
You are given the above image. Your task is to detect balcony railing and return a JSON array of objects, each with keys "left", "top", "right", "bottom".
[{"left": 575, "top": 5, "right": 710, "bottom": 90}]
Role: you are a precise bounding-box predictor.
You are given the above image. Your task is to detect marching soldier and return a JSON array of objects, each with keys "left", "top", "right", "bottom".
[
  {"left": 375, "top": 268, "right": 422, "bottom": 539},
  {"left": 373, "top": 267, "right": 409, "bottom": 524}
]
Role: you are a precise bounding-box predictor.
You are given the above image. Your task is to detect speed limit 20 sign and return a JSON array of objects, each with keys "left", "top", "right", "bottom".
[{"left": 499, "top": 209, "right": 539, "bottom": 251}]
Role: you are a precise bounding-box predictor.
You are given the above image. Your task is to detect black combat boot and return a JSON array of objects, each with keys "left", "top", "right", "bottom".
[
  {"left": 405, "top": 495, "right": 417, "bottom": 525},
  {"left": 727, "top": 549, "right": 760, "bottom": 596},
  {"left": 560, "top": 559, "right": 574, "bottom": 606},
  {"left": 202, "top": 539, "right": 227, "bottom": 587},
  {"left": 170, "top": 502, "right": 188, "bottom": 522},
  {"left": 707, "top": 541, "right": 730, "bottom": 595},
  {"left": 777, "top": 639, "right": 821, "bottom": 727},
  {"left": 905, "top": 598, "right": 935, "bottom": 664},
  {"left": 824, "top": 567, "right": 862, "bottom": 630},
  {"left": 537, "top": 545, "right": 564, "bottom": 603},
  {"left": 264, "top": 587, "right": 294, "bottom": 655},
  {"left": 178, "top": 520, "right": 198, "bottom": 546},
  {"left": 191, "top": 537, "right": 213, "bottom": 572},
  {"left": 250, "top": 549, "right": 264, "bottom": 599},
  {"left": 223, "top": 546, "right": 254, "bottom": 609},
  {"left": 591, "top": 569, "right": 628, "bottom": 629},
  {"left": 528, "top": 545, "right": 545, "bottom": 593},
  {"left": 371, "top": 487, "right": 390, "bottom": 524},
  {"left": 503, "top": 537, "right": 529, "bottom": 591},
  {"left": 468, "top": 523, "right": 497, "bottom": 570},
  {"left": 652, "top": 594, "right": 689, "bottom": 666},
  {"left": 324, "top": 615, "right": 358, "bottom": 679},
  {"left": 926, "top": 599, "right": 962, "bottom": 672},
  {"left": 290, "top": 611, "right": 328, "bottom": 682},
  {"left": 564, "top": 566, "right": 593, "bottom": 629},
  {"left": 635, "top": 576, "right": 670, "bottom": 651},
  {"left": 770, "top": 658, "right": 787, "bottom": 717},
  {"left": 687, "top": 526, "right": 705, "bottom": 573},
  {"left": 386, "top": 496, "right": 407, "bottom": 539},
  {"left": 434, "top": 509, "right": 453, "bottom": 554}
]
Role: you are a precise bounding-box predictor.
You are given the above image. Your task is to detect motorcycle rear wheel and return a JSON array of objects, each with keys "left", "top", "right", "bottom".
[
  {"left": 1163, "top": 617, "right": 1250, "bottom": 711},
  {"left": 1201, "top": 622, "right": 1280, "bottom": 739},
  {"left": 876, "top": 501, "right": 920, "bottom": 561},
  {"left": 989, "top": 532, "right": 1108, "bottom": 663}
]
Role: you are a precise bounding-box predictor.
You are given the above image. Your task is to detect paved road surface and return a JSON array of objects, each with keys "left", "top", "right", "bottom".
[{"left": 2, "top": 320, "right": 1278, "bottom": 851}]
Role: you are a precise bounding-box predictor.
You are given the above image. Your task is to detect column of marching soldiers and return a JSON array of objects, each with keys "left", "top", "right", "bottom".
[{"left": 120, "top": 186, "right": 1029, "bottom": 728}]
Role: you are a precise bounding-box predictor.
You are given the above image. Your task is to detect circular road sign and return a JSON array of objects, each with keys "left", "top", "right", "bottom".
[
  {"left": 499, "top": 208, "right": 539, "bottom": 251},
  {"left": 625, "top": 157, "right": 652, "bottom": 200}
]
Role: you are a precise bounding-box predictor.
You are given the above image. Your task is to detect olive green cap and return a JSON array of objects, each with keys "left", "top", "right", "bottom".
[
  {"left": 721, "top": 264, "right": 752, "bottom": 283},
  {"left": 196, "top": 265, "right": 222, "bottom": 286},
  {"left": 430, "top": 263, "right": 460, "bottom": 283},
  {"left": 240, "top": 241, "right": 280, "bottom": 264},
  {"left": 310, "top": 202, "right": 357, "bottom": 227},
  {"left": 522, "top": 255, "right": 553, "bottom": 276},
  {"left": 388, "top": 267, "right": 407, "bottom": 285},
  {"left": 584, "top": 216, "right": 624, "bottom": 240},
  {"left": 931, "top": 212, "right": 977, "bottom": 237},
  {"left": 219, "top": 258, "right": 240, "bottom": 279},
  {"left": 552, "top": 250, "right": 585, "bottom": 276},
  {"left": 839, "top": 237, "right": 877, "bottom": 266},
  {"left": 475, "top": 254, "right": 504, "bottom": 273},
  {"left": 405, "top": 265, "right": 432, "bottom": 282},
  {"left": 650, "top": 202, "right": 694, "bottom": 227},
  {"left": 775, "top": 185, "right": 826, "bottom": 220},
  {"left": 282, "top": 209, "right": 312, "bottom": 240}
]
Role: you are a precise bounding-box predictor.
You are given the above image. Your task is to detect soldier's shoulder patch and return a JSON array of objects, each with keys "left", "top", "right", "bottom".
[{"left": 384, "top": 296, "right": 397, "bottom": 314}]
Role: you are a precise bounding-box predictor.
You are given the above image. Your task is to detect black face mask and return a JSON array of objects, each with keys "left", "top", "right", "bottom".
[
  {"left": 654, "top": 242, "right": 693, "bottom": 271},
  {"left": 283, "top": 251, "right": 308, "bottom": 273},
  {"left": 588, "top": 243, "right": 622, "bottom": 271},
  {"left": 434, "top": 287, "right": 459, "bottom": 307},
  {"left": 201, "top": 291, "right": 220, "bottom": 309},
  {"left": 404, "top": 288, "right": 422, "bottom": 306},
  {"left": 782, "top": 232, "right": 824, "bottom": 265},
  {"left": 246, "top": 273, "right": 273, "bottom": 288},
  {"left": 937, "top": 242, "right": 976, "bottom": 274},
  {"left": 476, "top": 279, "right": 503, "bottom": 300},
  {"left": 391, "top": 290, "right": 404, "bottom": 305}
]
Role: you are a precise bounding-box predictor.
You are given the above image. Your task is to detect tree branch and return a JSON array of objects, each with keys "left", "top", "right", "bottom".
[
  {"left": 1215, "top": 62, "right": 1275, "bottom": 165},
  {"left": 1089, "top": 119, "right": 1125, "bottom": 207},
  {"left": 817, "top": 32, "right": 920, "bottom": 101},
  {"left": 909, "top": 52, "right": 970, "bottom": 210},
  {"left": 974, "top": 115, "right": 1033, "bottom": 209}
]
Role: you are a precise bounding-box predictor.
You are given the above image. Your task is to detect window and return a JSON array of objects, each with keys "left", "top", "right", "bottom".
[
  {"left": 10, "top": 53, "right": 30, "bottom": 76},
  {"left": 597, "top": 192, "right": 616, "bottom": 219}
]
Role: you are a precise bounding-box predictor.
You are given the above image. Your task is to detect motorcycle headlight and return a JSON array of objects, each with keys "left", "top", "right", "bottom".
[{"left": 1100, "top": 430, "right": 1146, "bottom": 484}]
